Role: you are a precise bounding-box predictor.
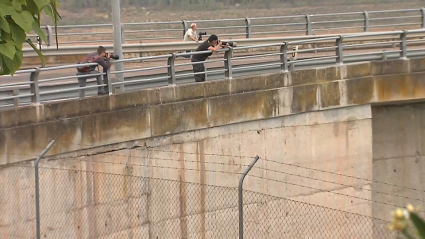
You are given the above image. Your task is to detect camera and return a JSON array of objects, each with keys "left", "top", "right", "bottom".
[
  {"left": 218, "top": 40, "right": 236, "bottom": 47},
  {"left": 106, "top": 53, "right": 120, "bottom": 60},
  {"left": 198, "top": 32, "right": 207, "bottom": 41}
]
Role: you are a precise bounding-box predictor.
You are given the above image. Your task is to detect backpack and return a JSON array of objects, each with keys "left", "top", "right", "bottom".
[{"left": 77, "top": 55, "right": 100, "bottom": 72}]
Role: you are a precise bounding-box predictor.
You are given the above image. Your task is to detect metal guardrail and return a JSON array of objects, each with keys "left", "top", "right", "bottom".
[
  {"left": 23, "top": 32, "right": 425, "bottom": 58},
  {"left": 27, "top": 8, "right": 425, "bottom": 48},
  {"left": 3, "top": 29, "right": 425, "bottom": 109}
]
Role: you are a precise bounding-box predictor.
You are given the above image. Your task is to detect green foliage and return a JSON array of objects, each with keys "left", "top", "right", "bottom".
[
  {"left": 0, "top": 0, "right": 61, "bottom": 75},
  {"left": 409, "top": 212, "right": 425, "bottom": 239},
  {"left": 389, "top": 205, "right": 425, "bottom": 239}
]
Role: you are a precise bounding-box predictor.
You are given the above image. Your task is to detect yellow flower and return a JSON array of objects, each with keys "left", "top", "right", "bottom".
[{"left": 395, "top": 209, "right": 405, "bottom": 219}]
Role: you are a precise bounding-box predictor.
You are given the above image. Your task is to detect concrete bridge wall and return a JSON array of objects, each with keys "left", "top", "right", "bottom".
[
  {"left": 1, "top": 104, "right": 376, "bottom": 238},
  {"left": 1, "top": 57, "right": 425, "bottom": 238}
]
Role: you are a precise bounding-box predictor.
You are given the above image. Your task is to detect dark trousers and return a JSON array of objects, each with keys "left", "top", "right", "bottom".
[
  {"left": 192, "top": 61, "right": 205, "bottom": 82},
  {"left": 183, "top": 50, "right": 191, "bottom": 58},
  {"left": 76, "top": 70, "right": 108, "bottom": 98}
]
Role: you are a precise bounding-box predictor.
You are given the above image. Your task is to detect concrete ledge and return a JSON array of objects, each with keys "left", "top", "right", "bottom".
[
  {"left": 347, "top": 77, "right": 374, "bottom": 105},
  {"left": 320, "top": 82, "right": 340, "bottom": 108},
  {"left": 2, "top": 57, "right": 425, "bottom": 164},
  {"left": 371, "top": 59, "right": 410, "bottom": 76}
]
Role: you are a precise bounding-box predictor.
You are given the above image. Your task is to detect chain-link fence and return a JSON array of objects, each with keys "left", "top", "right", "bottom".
[{"left": 0, "top": 161, "right": 407, "bottom": 239}]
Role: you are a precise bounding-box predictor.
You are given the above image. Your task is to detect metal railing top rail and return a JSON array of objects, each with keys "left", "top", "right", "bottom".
[
  {"left": 0, "top": 62, "right": 100, "bottom": 78},
  {"left": 3, "top": 28, "right": 425, "bottom": 109},
  {"left": 24, "top": 30, "right": 425, "bottom": 59},
  {"left": 114, "top": 54, "right": 172, "bottom": 64},
  {"left": 26, "top": 7, "right": 425, "bottom": 48},
  {"left": 368, "top": 8, "right": 421, "bottom": 13},
  {"left": 343, "top": 30, "right": 405, "bottom": 38},
  {"left": 123, "top": 21, "right": 182, "bottom": 25}
]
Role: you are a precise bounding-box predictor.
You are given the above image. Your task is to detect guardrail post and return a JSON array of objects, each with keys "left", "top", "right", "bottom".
[
  {"left": 111, "top": 0, "right": 125, "bottom": 92},
  {"left": 121, "top": 23, "right": 126, "bottom": 44},
  {"left": 30, "top": 68, "right": 41, "bottom": 104},
  {"left": 182, "top": 20, "right": 188, "bottom": 37},
  {"left": 167, "top": 53, "right": 177, "bottom": 85},
  {"left": 106, "top": 69, "right": 113, "bottom": 95},
  {"left": 382, "top": 50, "right": 388, "bottom": 60},
  {"left": 280, "top": 43, "right": 288, "bottom": 72},
  {"left": 224, "top": 47, "right": 233, "bottom": 79},
  {"left": 336, "top": 36, "right": 344, "bottom": 64},
  {"left": 245, "top": 17, "right": 252, "bottom": 39},
  {"left": 400, "top": 30, "right": 407, "bottom": 59},
  {"left": 239, "top": 156, "right": 259, "bottom": 239},
  {"left": 45, "top": 25, "right": 53, "bottom": 47},
  {"left": 305, "top": 14, "right": 312, "bottom": 35},
  {"left": 13, "top": 88, "right": 20, "bottom": 107},
  {"left": 289, "top": 56, "right": 295, "bottom": 71},
  {"left": 363, "top": 11, "right": 369, "bottom": 32}
]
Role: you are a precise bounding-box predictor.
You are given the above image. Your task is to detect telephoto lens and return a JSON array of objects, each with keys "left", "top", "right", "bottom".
[{"left": 220, "top": 41, "right": 236, "bottom": 47}]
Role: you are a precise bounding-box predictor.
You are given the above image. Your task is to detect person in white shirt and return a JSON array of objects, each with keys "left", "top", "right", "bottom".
[
  {"left": 183, "top": 23, "right": 198, "bottom": 42},
  {"left": 182, "top": 23, "right": 198, "bottom": 58}
]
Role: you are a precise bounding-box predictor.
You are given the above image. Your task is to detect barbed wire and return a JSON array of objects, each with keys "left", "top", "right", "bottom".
[
  {"left": 6, "top": 145, "right": 425, "bottom": 200},
  {"left": 3, "top": 137, "right": 425, "bottom": 199},
  {"left": 247, "top": 173, "right": 421, "bottom": 211},
  {"left": 259, "top": 156, "right": 425, "bottom": 193},
  {"left": 130, "top": 148, "right": 425, "bottom": 194},
  {"left": 69, "top": 153, "right": 252, "bottom": 167},
  {"left": 35, "top": 153, "right": 424, "bottom": 210},
  {"left": 18, "top": 161, "right": 416, "bottom": 214},
  {"left": 66, "top": 153, "right": 425, "bottom": 204},
  {"left": 252, "top": 165, "right": 425, "bottom": 203},
  {"left": 31, "top": 163, "right": 245, "bottom": 179},
  {"left": 64, "top": 150, "right": 425, "bottom": 195}
]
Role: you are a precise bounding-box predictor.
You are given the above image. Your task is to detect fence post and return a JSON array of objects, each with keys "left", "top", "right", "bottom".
[
  {"left": 182, "top": 20, "right": 188, "bottom": 37},
  {"left": 336, "top": 36, "right": 344, "bottom": 64},
  {"left": 400, "top": 30, "right": 407, "bottom": 59},
  {"left": 167, "top": 53, "right": 177, "bottom": 85},
  {"left": 238, "top": 155, "right": 260, "bottom": 239},
  {"left": 363, "top": 11, "right": 369, "bottom": 32},
  {"left": 224, "top": 47, "right": 233, "bottom": 79},
  {"left": 45, "top": 25, "right": 53, "bottom": 47},
  {"left": 245, "top": 17, "right": 252, "bottom": 39},
  {"left": 280, "top": 43, "right": 288, "bottom": 72},
  {"left": 34, "top": 140, "right": 56, "bottom": 239},
  {"left": 421, "top": 8, "right": 425, "bottom": 28},
  {"left": 305, "top": 14, "right": 312, "bottom": 35},
  {"left": 30, "top": 68, "right": 41, "bottom": 104},
  {"left": 121, "top": 23, "right": 126, "bottom": 44}
]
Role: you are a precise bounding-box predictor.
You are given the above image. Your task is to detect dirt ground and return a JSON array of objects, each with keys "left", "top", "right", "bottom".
[
  {"left": 36, "top": 1, "right": 424, "bottom": 46},
  {"left": 54, "top": 1, "right": 424, "bottom": 25}
]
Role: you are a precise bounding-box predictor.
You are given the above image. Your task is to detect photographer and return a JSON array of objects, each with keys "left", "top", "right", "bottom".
[
  {"left": 76, "top": 46, "right": 115, "bottom": 97},
  {"left": 191, "top": 34, "right": 229, "bottom": 82},
  {"left": 182, "top": 23, "right": 198, "bottom": 58},
  {"left": 183, "top": 23, "right": 198, "bottom": 43}
]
